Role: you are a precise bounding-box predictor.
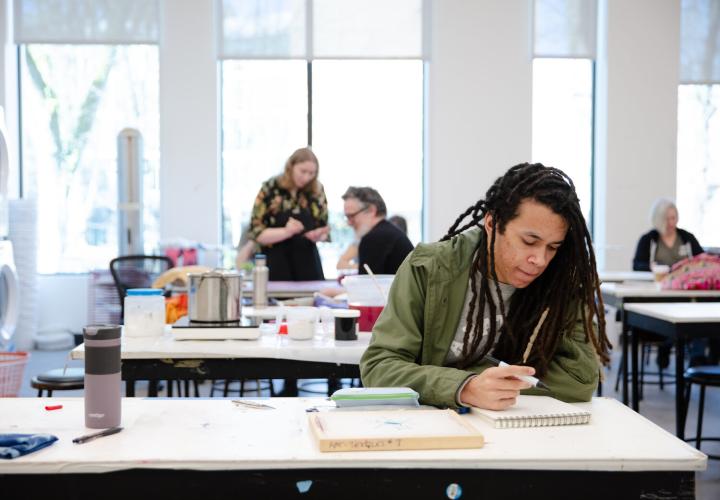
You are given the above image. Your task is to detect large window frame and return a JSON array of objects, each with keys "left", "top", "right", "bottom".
[
  {"left": 17, "top": 43, "right": 161, "bottom": 274},
  {"left": 220, "top": 58, "right": 425, "bottom": 277},
  {"left": 531, "top": 57, "right": 596, "bottom": 235}
]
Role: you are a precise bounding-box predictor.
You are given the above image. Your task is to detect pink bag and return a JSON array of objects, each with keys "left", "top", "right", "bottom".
[{"left": 661, "top": 253, "right": 720, "bottom": 290}]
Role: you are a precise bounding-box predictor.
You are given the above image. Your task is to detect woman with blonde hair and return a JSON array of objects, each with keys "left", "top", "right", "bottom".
[{"left": 249, "top": 147, "right": 329, "bottom": 280}]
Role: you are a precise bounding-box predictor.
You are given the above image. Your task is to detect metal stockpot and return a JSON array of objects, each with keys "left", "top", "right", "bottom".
[{"left": 187, "top": 269, "right": 242, "bottom": 323}]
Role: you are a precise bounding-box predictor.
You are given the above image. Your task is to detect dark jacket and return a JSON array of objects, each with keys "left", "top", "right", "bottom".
[
  {"left": 632, "top": 228, "right": 703, "bottom": 271},
  {"left": 358, "top": 220, "right": 414, "bottom": 275}
]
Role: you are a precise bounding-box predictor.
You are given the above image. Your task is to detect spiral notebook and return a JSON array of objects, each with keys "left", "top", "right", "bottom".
[{"left": 472, "top": 395, "right": 591, "bottom": 429}]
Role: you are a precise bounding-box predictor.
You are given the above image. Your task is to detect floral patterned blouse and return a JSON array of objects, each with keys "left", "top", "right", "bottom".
[{"left": 249, "top": 175, "right": 329, "bottom": 242}]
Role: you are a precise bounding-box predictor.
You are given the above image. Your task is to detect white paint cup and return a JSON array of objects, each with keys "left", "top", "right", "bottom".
[{"left": 285, "top": 307, "right": 318, "bottom": 340}]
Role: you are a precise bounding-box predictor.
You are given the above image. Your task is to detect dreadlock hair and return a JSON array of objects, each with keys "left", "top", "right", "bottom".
[{"left": 441, "top": 163, "right": 611, "bottom": 377}]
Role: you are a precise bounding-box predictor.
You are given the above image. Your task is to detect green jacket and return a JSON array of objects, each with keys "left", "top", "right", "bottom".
[{"left": 360, "top": 228, "right": 600, "bottom": 408}]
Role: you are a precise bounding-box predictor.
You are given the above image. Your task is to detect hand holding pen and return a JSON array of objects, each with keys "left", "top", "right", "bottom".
[
  {"left": 459, "top": 359, "right": 547, "bottom": 411},
  {"left": 72, "top": 426, "right": 123, "bottom": 444},
  {"left": 484, "top": 356, "right": 550, "bottom": 390}
]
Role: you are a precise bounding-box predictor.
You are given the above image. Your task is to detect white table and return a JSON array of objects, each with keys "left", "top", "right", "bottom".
[
  {"left": 598, "top": 270, "right": 654, "bottom": 283},
  {"left": 0, "top": 397, "right": 706, "bottom": 499},
  {"left": 623, "top": 302, "right": 720, "bottom": 438},
  {"left": 71, "top": 330, "right": 371, "bottom": 396},
  {"left": 600, "top": 282, "right": 720, "bottom": 407},
  {"left": 242, "top": 280, "right": 340, "bottom": 299}
]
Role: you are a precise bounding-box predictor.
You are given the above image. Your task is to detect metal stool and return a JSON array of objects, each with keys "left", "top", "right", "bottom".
[
  {"left": 30, "top": 368, "right": 84, "bottom": 396},
  {"left": 683, "top": 365, "right": 720, "bottom": 459}
]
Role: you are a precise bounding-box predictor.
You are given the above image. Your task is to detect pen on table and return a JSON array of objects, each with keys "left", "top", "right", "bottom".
[
  {"left": 232, "top": 400, "right": 275, "bottom": 410},
  {"left": 484, "top": 355, "right": 550, "bottom": 391},
  {"left": 72, "top": 426, "right": 123, "bottom": 444}
]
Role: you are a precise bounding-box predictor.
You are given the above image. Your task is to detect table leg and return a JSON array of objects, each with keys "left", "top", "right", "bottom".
[
  {"left": 622, "top": 317, "right": 629, "bottom": 405},
  {"left": 149, "top": 380, "right": 159, "bottom": 397},
  {"left": 126, "top": 380, "right": 136, "bottom": 397},
  {"left": 675, "top": 332, "right": 686, "bottom": 439},
  {"left": 631, "top": 325, "right": 639, "bottom": 412}
]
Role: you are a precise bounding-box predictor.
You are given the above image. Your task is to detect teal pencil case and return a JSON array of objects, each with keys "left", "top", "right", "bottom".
[{"left": 330, "top": 387, "right": 420, "bottom": 408}]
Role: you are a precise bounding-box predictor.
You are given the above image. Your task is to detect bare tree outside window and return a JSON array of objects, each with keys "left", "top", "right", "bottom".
[{"left": 20, "top": 45, "right": 160, "bottom": 273}]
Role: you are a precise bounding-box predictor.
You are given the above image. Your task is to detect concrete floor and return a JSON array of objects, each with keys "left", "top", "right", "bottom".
[{"left": 12, "top": 347, "right": 720, "bottom": 499}]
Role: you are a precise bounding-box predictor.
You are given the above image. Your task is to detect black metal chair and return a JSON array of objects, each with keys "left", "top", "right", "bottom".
[
  {"left": 109, "top": 255, "right": 173, "bottom": 320},
  {"left": 614, "top": 330, "right": 675, "bottom": 399},
  {"left": 109, "top": 255, "right": 199, "bottom": 397},
  {"left": 682, "top": 365, "right": 720, "bottom": 460}
]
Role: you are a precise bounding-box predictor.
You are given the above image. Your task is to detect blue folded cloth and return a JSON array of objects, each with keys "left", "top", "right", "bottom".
[{"left": 0, "top": 434, "right": 58, "bottom": 459}]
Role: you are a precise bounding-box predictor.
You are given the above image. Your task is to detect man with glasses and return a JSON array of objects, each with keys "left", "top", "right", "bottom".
[{"left": 342, "top": 187, "right": 414, "bottom": 275}]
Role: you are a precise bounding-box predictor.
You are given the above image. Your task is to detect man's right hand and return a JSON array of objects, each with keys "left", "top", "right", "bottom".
[{"left": 459, "top": 364, "right": 535, "bottom": 410}]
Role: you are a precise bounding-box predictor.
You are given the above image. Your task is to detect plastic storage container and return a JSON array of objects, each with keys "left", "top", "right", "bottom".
[
  {"left": 123, "top": 288, "right": 166, "bottom": 337},
  {"left": 341, "top": 274, "right": 394, "bottom": 332}
]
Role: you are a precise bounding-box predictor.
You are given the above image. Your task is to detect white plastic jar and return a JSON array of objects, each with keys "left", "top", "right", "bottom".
[{"left": 123, "top": 288, "right": 166, "bottom": 337}]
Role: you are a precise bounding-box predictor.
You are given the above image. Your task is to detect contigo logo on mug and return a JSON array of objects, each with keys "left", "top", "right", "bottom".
[{"left": 89, "top": 413, "right": 105, "bottom": 418}]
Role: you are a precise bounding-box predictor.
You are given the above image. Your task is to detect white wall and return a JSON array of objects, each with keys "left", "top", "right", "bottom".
[
  {"left": 593, "top": 0, "right": 681, "bottom": 270},
  {"left": 426, "top": 0, "right": 532, "bottom": 241},
  {"left": 159, "top": 0, "right": 220, "bottom": 246},
  {"left": 36, "top": 274, "right": 88, "bottom": 334}
]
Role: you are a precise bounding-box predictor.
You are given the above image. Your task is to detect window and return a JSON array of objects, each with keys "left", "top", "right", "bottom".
[
  {"left": 676, "top": 85, "right": 720, "bottom": 247},
  {"left": 221, "top": 60, "right": 308, "bottom": 257},
  {"left": 20, "top": 44, "right": 160, "bottom": 273},
  {"left": 531, "top": 0, "right": 597, "bottom": 226},
  {"left": 531, "top": 58, "right": 594, "bottom": 221},
  {"left": 219, "top": 0, "right": 426, "bottom": 277},
  {"left": 311, "top": 60, "right": 423, "bottom": 273},
  {"left": 221, "top": 60, "right": 424, "bottom": 277},
  {"left": 676, "top": 0, "right": 720, "bottom": 248}
]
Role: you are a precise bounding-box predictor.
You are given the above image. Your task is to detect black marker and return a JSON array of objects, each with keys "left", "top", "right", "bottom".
[
  {"left": 72, "top": 426, "right": 123, "bottom": 444},
  {"left": 484, "top": 356, "right": 550, "bottom": 390}
]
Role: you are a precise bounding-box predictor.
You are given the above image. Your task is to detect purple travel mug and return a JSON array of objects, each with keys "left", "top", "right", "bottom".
[{"left": 83, "top": 325, "right": 122, "bottom": 428}]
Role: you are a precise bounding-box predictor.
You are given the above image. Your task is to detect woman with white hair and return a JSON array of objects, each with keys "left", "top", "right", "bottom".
[
  {"left": 632, "top": 198, "right": 707, "bottom": 368},
  {"left": 632, "top": 198, "right": 703, "bottom": 271}
]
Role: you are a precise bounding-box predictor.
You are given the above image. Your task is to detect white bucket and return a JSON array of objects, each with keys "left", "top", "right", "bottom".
[{"left": 341, "top": 274, "right": 395, "bottom": 306}]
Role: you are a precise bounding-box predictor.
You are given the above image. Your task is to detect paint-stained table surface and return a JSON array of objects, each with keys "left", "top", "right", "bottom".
[{"left": 0, "top": 397, "right": 706, "bottom": 499}]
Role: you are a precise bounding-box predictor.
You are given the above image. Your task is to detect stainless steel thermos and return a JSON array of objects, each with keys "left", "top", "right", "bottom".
[
  {"left": 252, "top": 254, "right": 269, "bottom": 308},
  {"left": 83, "top": 325, "right": 122, "bottom": 428}
]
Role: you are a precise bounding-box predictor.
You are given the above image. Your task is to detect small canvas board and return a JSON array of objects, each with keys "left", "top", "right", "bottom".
[{"left": 308, "top": 409, "right": 484, "bottom": 452}]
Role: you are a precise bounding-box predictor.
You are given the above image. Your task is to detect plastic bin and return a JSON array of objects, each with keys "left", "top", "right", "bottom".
[
  {"left": 0, "top": 351, "right": 29, "bottom": 397},
  {"left": 341, "top": 274, "right": 395, "bottom": 332},
  {"left": 124, "top": 288, "right": 166, "bottom": 337}
]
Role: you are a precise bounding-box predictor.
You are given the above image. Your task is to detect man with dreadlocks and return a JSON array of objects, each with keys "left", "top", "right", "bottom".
[{"left": 360, "top": 163, "right": 612, "bottom": 410}]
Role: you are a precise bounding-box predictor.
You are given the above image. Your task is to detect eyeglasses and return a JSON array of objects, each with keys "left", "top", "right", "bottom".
[{"left": 344, "top": 206, "right": 368, "bottom": 221}]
